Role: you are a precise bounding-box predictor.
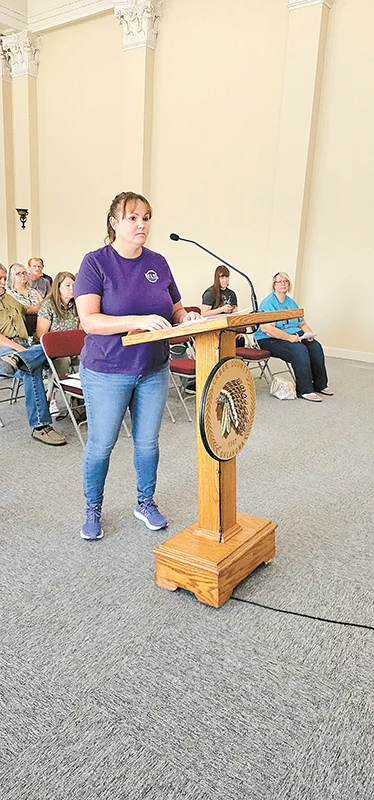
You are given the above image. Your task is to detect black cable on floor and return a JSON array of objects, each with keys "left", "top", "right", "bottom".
[{"left": 231, "top": 595, "right": 374, "bottom": 631}]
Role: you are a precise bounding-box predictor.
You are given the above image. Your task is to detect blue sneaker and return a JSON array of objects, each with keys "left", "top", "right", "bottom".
[
  {"left": 80, "top": 505, "right": 103, "bottom": 540},
  {"left": 134, "top": 499, "right": 168, "bottom": 531}
]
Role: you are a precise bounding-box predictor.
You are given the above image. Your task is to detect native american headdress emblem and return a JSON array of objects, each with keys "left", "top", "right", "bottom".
[{"left": 215, "top": 379, "right": 249, "bottom": 438}]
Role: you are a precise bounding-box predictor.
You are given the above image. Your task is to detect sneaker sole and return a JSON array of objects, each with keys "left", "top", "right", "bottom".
[
  {"left": 80, "top": 529, "right": 104, "bottom": 540},
  {"left": 133, "top": 510, "right": 167, "bottom": 531}
]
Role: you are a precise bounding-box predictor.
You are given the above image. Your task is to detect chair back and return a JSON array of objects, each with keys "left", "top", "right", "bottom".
[
  {"left": 41, "top": 329, "right": 86, "bottom": 359},
  {"left": 184, "top": 306, "right": 201, "bottom": 314}
]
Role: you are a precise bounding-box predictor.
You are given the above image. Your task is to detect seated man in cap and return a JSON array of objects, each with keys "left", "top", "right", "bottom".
[{"left": 0, "top": 263, "right": 66, "bottom": 446}]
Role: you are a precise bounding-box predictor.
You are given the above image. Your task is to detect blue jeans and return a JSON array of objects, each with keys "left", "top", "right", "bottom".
[
  {"left": 0, "top": 343, "right": 51, "bottom": 428},
  {"left": 80, "top": 362, "right": 170, "bottom": 507},
  {"left": 257, "top": 337, "right": 328, "bottom": 395}
]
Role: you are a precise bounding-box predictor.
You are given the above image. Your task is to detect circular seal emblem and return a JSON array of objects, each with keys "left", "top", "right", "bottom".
[
  {"left": 200, "top": 357, "right": 256, "bottom": 461},
  {"left": 145, "top": 270, "right": 159, "bottom": 283}
]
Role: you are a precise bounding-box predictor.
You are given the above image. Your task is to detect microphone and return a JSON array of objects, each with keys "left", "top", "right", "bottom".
[{"left": 169, "top": 233, "right": 258, "bottom": 313}]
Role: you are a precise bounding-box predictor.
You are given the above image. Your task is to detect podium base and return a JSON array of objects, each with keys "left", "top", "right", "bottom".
[{"left": 153, "top": 513, "right": 276, "bottom": 608}]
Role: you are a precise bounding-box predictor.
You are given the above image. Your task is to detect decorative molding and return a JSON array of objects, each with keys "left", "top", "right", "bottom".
[
  {"left": 1, "top": 0, "right": 165, "bottom": 37},
  {"left": 0, "top": 3, "right": 28, "bottom": 33},
  {"left": 287, "top": 0, "right": 334, "bottom": 10},
  {"left": 28, "top": 0, "right": 113, "bottom": 33},
  {"left": 324, "top": 347, "right": 374, "bottom": 364},
  {"left": 0, "top": 37, "right": 12, "bottom": 81},
  {"left": 114, "top": 0, "right": 164, "bottom": 51},
  {"left": 1, "top": 30, "right": 41, "bottom": 77}
]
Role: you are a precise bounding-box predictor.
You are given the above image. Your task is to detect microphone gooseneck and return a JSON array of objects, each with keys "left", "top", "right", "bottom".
[{"left": 169, "top": 233, "right": 258, "bottom": 313}]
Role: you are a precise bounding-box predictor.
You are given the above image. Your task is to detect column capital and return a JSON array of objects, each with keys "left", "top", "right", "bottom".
[
  {"left": 114, "top": 0, "right": 164, "bottom": 51},
  {"left": 287, "top": 0, "right": 334, "bottom": 10},
  {"left": 1, "top": 30, "right": 41, "bottom": 78},
  {"left": 0, "top": 39, "right": 12, "bottom": 82}
]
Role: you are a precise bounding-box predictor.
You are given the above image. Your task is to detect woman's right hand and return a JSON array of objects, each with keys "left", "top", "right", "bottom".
[
  {"left": 221, "top": 304, "right": 233, "bottom": 314},
  {"left": 138, "top": 315, "right": 172, "bottom": 331},
  {"left": 291, "top": 334, "right": 301, "bottom": 342}
]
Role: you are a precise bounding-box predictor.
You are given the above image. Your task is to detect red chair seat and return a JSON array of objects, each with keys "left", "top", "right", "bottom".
[
  {"left": 236, "top": 347, "right": 270, "bottom": 361},
  {"left": 58, "top": 379, "right": 84, "bottom": 396},
  {"left": 171, "top": 335, "right": 191, "bottom": 345},
  {"left": 170, "top": 358, "right": 196, "bottom": 376}
]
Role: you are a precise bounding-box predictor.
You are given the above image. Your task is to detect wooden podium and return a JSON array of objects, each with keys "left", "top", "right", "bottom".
[{"left": 123, "top": 309, "right": 302, "bottom": 607}]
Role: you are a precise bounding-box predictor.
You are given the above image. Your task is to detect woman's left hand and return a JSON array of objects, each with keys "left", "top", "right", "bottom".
[{"left": 183, "top": 311, "right": 201, "bottom": 322}]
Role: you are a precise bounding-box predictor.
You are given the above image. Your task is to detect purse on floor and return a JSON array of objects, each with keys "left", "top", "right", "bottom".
[{"left": 270, "top": 376, "right": 296, "bottom": 400}]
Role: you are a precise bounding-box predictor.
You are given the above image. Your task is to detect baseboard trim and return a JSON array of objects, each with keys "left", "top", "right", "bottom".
[{"left": 324, "top": 347, "right": 374, "bottom": 363}]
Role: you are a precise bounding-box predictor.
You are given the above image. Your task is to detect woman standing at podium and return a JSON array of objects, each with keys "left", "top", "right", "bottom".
[{"left": 74, "top": 191, "right": 199, "bottom": 541}]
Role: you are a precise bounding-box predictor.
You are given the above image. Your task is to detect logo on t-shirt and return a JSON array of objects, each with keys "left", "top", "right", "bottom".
[{"left": 145, "top": 270, "right": 159, "bottom": 283}]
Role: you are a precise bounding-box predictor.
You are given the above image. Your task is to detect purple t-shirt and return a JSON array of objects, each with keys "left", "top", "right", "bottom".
[{"left": 74, "top": 245, "right": 181, "bottom": 374}]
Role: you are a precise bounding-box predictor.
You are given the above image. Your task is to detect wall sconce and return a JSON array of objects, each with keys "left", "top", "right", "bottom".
[{"left": 16, "top": 208, "right": 29, "bottom": 229}]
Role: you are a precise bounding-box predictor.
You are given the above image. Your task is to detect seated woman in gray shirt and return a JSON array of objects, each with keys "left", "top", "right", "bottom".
[
  {"left": 201, "top": 265, "right": 238, "bottom": 317},
  {"left": 201, "top": 265, "right": 245, "bottom": 346}
]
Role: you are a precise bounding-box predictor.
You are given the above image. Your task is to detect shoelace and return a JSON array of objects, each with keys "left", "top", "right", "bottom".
[
  {"left": 86, "top": 506, "right": 102, "bottom": 523},
  {"left": 141, "top": 500, "right": 157, "bottom": 516}
]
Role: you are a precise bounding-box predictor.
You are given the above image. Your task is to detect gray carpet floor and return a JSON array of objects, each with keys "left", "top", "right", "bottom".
[{"left": 1, "top": 357, "right": 373, "bottom": 799}]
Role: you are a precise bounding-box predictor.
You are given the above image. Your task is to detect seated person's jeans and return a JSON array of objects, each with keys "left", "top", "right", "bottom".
[
  {"left": 256, "top": 337, "right": 328, "bottom": 395},
  {"left": 0, "top": 343, "right": 51, "bottom": 428}
]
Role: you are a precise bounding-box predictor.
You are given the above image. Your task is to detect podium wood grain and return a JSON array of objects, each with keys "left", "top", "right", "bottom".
[
  {"left": 123, "top": 309, "right": 302, "bottom": 606},
  {"left": 154, "top": 514, "right": 276, "bottom": 608}
]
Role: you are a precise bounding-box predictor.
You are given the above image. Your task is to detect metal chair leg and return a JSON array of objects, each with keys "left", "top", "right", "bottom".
[
  {"left": 55, "top": 385, "right": 86, "bottom": 448},
  {"left": 10, "top": 377, "right": 22, "bottom": 403},
  {"left": 122, "top": 416, "right": 131, "bottom": 437},
  {"left": 166, "top": 402, "right": 176, "bottom": 424},
  {"left": 169, "top": 371, "right": 193, "bottom": 422}
]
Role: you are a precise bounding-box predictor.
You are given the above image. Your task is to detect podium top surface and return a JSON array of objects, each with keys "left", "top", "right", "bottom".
[{"left": 122, "top": 308, "right": 304, "bottom": 346}]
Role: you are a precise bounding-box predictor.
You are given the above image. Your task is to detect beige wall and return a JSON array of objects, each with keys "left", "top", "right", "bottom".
[
  {"left": 16, "top": 0, "right": 373, "bottom": 358},
  {"left": 300, "top": 0, "right": 373, "bottom": 355},
  {"left": 37, "top": 12, "right": 125, "bottom": 273},
  {"left": 150, "top": 0, "right": 288, "bottom": 312},
  {"left": 36, "top": 0, "right": 288, "bottom": 295}
]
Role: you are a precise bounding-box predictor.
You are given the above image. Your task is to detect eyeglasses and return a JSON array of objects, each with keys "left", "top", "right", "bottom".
[
  {"left": 274, "top": 279, "right": 289, "bottom": 284},
  {"left": 15, "top": 271, "right": 28, "bottom": 277}
]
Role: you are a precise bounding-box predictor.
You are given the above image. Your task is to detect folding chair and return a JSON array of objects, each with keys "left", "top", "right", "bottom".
[
  {"left": 234, "top": 329, "right": 273, "bottom": 385},
  {"left": 168, "top": 306, "right": 201, "bottom": 422},
  {"left": 41, "top": 329, "right": 88, "bottom": 447},
  {"left": 0, "top": 375, "right": 8, "bottom": 426},
  {"left": 40, "top": 329, "right": 136, "bottom": 445},
  {"left": 169, "top": 356, "right": 196, "bottom": 422},
  {"left": 242, "top": 333, "right": 295, "bottom": 386},
  {"left": 0, "top": 375, "right": 24, "bottom": 427}
]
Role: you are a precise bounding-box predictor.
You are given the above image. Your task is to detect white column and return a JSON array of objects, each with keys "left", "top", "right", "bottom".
[
  {"left": 1, "top": 31, "right": 41, "bottom": 264},
  {"left": 0, "top": 41, "right": 16, "bottom": 265},
  {"left": 114, "top": 0, "right": 164, "bottom": 197},
  {"left": 268, "top": 0, "right": 335, "bottom": 298}
]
